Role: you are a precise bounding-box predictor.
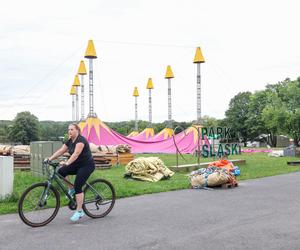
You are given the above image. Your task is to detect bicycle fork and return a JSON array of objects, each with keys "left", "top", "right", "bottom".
[{"left": 38, "top": 181, "right": 52, "bottom": 207}]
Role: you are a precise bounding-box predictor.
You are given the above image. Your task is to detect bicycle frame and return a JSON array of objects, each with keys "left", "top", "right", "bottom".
[{"left": 41, "top": 163, "right": 104, "bottom": 207}]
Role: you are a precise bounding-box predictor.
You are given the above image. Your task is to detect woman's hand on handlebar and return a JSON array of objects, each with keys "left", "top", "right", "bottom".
[{"left": 43, "top": 158, "right": 51, "bottom": 164}]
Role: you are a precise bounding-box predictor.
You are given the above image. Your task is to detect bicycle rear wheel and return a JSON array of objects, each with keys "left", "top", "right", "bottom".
[
  {"left": 83, "top": 179, "right": 115, "bottom": 218},
  {"left": 18, "top": 182, "right": 60, "bottom": 227}
]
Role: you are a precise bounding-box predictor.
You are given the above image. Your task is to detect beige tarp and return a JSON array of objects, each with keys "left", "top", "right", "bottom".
[{"left": 125, "top": 157, "right": 174, "bottom": 182}]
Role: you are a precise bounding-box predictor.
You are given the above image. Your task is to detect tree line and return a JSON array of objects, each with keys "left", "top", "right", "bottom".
[
  {"left": 225, "top": 77, "right": 300, "bottom": 146},
  {"left": 1, "top": 77, "right": 299, "bottom": 146}
]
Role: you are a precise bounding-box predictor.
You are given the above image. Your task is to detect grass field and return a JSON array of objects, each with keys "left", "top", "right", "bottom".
[{"left": 0, "top": 152, "right": 299, "bottom": 214}]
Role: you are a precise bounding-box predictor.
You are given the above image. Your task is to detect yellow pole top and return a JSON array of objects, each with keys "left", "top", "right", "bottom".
[
  {"left": 193, "top": 47, "right": 205, "bottom": 63},
  {"left": 84, "top": 40, "right": 97, "bottom": 59},
  {"left": 146, "top": 78, "right": 154, "bottom": 89},
  {"left": 70, "top": 85, "right": 77, "bottom": 95},
  {"left": 165, "top": 65, "right": 174, "bottom": 79},
  {"left": 133, "top": 87, "right": 139, "bottom": 97},
  {"left": 77, "top": 60, "right": 87, "bottom": 75},
  {"left": 72, "top": 75, "right": 80, "bottom": 87}
]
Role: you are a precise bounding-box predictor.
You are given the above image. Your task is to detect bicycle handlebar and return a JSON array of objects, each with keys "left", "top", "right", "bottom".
[{"left": 42, "top": 161, "right": 60, "bottom": 176}]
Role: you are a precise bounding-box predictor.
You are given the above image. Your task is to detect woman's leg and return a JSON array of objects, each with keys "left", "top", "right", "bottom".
[
  {"left": 74, "top": 166, "right": 95, "bottom": 211},
  {"left": 57, "top": 164, "right": 78, "bottom": 189},
  {"left": 75, "top": 193, "right": 84, "bottom": 211}
]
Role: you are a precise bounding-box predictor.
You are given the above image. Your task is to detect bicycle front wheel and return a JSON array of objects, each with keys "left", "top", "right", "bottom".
[
  {"left": 18, "top": 182, "right": 60, "bottom": 227},
  {"left": 83, "top": 179, "right": 115, "bottom": 218}
]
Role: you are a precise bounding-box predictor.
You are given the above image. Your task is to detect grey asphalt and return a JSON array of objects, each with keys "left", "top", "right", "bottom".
[{"left": 1, "top": 172, "right": 300, "bottom": 250}]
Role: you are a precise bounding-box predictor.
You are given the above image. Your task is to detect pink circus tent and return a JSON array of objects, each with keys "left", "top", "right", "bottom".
[
  {"left": 152, "top": 127, "right": 174, "bottom": 140},
  {"left": 81, "top": 117, "right": 203, "bottom": 154},
  {"left": 130, "top": 127, "right": 155, "bottom": 141}
]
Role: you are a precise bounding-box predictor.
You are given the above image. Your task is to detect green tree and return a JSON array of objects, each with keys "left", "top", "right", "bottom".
[
  {"left": 39, "top": 121, "right": 69, "bottom": 140},
  {"left": 201, "top": 115, "right": 219, "bottom": 127},
  {"left": 267, "top": 78, "right": 300, "bottom": 146},
  {"left": 225, "top": 92, "right": 252, "bottom": 145},
  {"left": 8, "top": 112, "right": 40, "bottom": 144},
  {"left": 261, "top": 93, "right": 287, "bottom": 147},
  {"left": 246, "top": 90, "right": 270, "bottom": 141},
  {"left": 0, "top": 120, "right": 12, "bottom": 143}
]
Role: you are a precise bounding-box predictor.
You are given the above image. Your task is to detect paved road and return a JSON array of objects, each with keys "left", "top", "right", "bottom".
[{"left": 1, "top": 172, "right": 300, "bottom": 250}]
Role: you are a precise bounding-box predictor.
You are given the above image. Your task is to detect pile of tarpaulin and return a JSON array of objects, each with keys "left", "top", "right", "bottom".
[
  {"left": 124, "top": 157, "right": 174, "bottom": 182},
  {"left": 189, "top": 159, "right": 240, "bottom": 189}
]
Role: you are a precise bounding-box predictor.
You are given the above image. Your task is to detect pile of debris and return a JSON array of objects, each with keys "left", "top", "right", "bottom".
[{"left": 189, "top": 159, "right": 240, "bottom": 189}]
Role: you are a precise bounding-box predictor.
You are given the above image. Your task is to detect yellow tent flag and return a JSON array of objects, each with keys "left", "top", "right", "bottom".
[
  {"left": 133, "top": 87, "right": 139, "bottom": 97},
  {"left": 84, "top": 40, "right": 97, "bottom": 59},
  {"left": 70, "top": 86, "right": 77, "bottom": 95},
  {"left": 146, "top": 78, "right": 154, "bottom": 89},
  {"left": 193, "top": 47, "right": 205, "bottom": 63},
  {"left": 72, "top": 75, "right": 80, "bottom": 87},
  {"left": 165, "top": 65, "right": 174, "bottom": 79},
  {"left": 77, "top": 60, "right": 87, "bottom": 75}
]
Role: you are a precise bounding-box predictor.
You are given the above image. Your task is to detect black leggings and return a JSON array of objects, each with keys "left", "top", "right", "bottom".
[{"left": 58, "top": 163, "right": 95, "bottom": 194}]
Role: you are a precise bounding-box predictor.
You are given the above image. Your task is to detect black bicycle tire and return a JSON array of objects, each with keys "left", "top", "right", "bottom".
[
  {"left": 83, "top": 179, "right": 116, "bottom": 218},
  {"left": 18, "top": 182, "right": 60, "bottom": 227}
]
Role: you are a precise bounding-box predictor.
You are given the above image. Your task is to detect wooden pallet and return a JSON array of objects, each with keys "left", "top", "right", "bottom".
[
  {"left": 93, "top": 153, "right": 134, "bottom": 165},
  {"left": 287, "top": 161, "right": 300, "bottom": 166}
]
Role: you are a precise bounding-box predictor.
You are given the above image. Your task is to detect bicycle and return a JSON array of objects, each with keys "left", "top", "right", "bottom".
[{"left": 18, "top": 161, "right": 116, "bottom": 227}]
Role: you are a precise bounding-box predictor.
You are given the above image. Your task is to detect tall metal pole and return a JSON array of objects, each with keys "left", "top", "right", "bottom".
[
  {"left": 149, "top": 89, "right": 152, "bottom": 127},
  {"left": 72, "top": 95, "right": 75, "bottom": 121},
  {"left": 146, "top": 78, "right": 154, "bottom": 128},
  {"left": 89, "top": 59, "right": 94, "bottom": 117},
  {"left": 196, "top": 63, "right": 201, "bottom": 124},
  {"left": 84, "top": 40, "right": 97, "bottom": 118},
  {"left": 75, "top": 89, "right": 79, "bottom": 121},
  {"left": 132, "top": 86, "right": 139, "bottom": 132},
  {"left": 193, "top": 47, "right": 205, "bottom": 125},
  {"left": 80, "top": 75, "right": 84, "bottom": 120},
  {"left": 135, "top": 96, "right": 138, "bottom": 131},
  {"left": 165, "top": 65, "right": 174, "bottom": 129},
  {"left": 168, "top": 78, "right": 172, "bottom": 128},
  {"left": 77, "top": 60, "right": 87, "bottom": 120},
  {"left": 70, "top": 85, "right": 76, "bottom": 122},
  {"left": 72, "top": 75, "right": 80, "bottom": 121}
]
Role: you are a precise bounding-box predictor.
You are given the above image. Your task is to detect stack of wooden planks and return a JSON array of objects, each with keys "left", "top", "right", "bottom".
[
  {"left": 92, "top": 152, "right": 134, "bottom": 168},
  {"left": 93, "top": 154, "right": 112, "bottom": 169},
  {"left": 14, "top": 154, "right": 30, "bottom": 170}
]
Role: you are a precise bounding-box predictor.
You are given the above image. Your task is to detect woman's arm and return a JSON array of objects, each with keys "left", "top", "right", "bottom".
[
  {"left": 64, "top": 142, "right": 84, "bottom": 166},
  {"left": 49, "top": 144, "right": 68, "bottom": 161}
]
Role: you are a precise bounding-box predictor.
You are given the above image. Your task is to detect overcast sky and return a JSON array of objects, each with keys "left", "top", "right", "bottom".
[{"left": 1, "top": 0, "right": 300, "bottom": 122}]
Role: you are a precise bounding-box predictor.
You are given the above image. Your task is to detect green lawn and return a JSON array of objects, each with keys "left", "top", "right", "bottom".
[{"left": 0, "top": 152, "right": 299, "bottom": 214}]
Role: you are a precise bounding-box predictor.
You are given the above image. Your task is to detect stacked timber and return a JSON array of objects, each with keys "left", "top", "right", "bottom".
[
  {"left": 92, "top": 153, "right": 134, "bottom": 167},
  {"left": 114, "top": 153, "right": 134, "bottom": 165},
  {"left": 90, "top": 143, "right": 134, "bottom": 167},
  {"left": 93, "top": 154, "right": 112, "bottom": 169},
  {"left": 14, "top": 154, "right": 30, "bottom": 170},
  {"left": 13, "top": 145, "right": 30, "bottom": 170}
]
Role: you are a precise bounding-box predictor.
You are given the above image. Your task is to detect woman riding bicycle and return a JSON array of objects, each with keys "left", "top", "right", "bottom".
[{"left": 46, "top": 123, "right": 95, "bottom": 222}]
